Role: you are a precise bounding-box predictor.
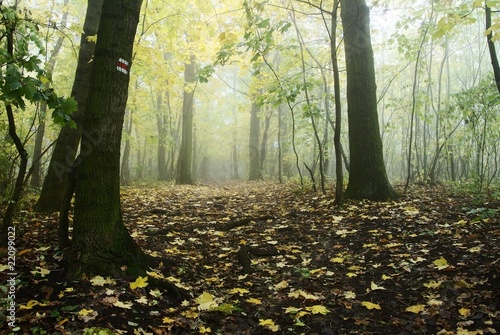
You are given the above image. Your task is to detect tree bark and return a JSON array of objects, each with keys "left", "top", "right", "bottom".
[
  {"left": 341, "top": 0, "right": 397, "bottom": 201},
  {"left": 34, "top": 0, "right": 103, "bottom": 212},
  {"left": 249, "top": 102, "right": 261, "bottom": 180},
  {"left": 176, "top": 56, "right": 196, "bottom": 184},
  {"left": 30, "top": 0, "right": 69, "bottom": 189},
  {"left": 485, "top": 3, "right": 500, "bottom": 93},
  {"left": 331, "top": 0, "right": 344, "bottom": 204},
  {"left": 67, "top": 0, "right": 147, "bottom": 279},
  {"left": 156, "top": 91, "right": 169, "bottom": 181},
  {"left": 121, "top": 109, "right": 133, "bottom": 185}
]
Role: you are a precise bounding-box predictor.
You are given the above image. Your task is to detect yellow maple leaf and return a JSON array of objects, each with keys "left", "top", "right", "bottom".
[
  {"left": 146, "top": 270, "right": 164, "bottom": 279},
  {"left": 90, "top": 275, "right": 107, "bottom": 286},
  {"left": 456, "top": 327, "right": 483, "bottom": 335},
  {"left": 182, "top": 309, "right": 199, "bottom": 319},
  {"left": 274, "top": 280, "right": 289, "bottom": 290},
  {"left": 113, "top": 300, "right": 133, "bottom": 309},
  {"left": 199, "top": 326, "right": 211, "bottom": 333},
  {"left": 259, "top": 319, "right": 280, "bottom": 332},
  {"left": 361, "top": 301, "right": 381, "bottom": 310},
  {"left": 195, "top": 291, "right": 219, "bottom": 311},
  {"left": 427, "top": 299, "right": 443, "bottom": 306},
  {"left": 162, "top": 316, "right": 176, "bottom": 324},
  {"left": 459, "top": 307, "right": 471, "bottom": 317},
  {"left": 31, "top": 266, "right": 50, "bottom": 277},
  {"left": 135, "top": 296, "right": 148, "bottom": 304},
  {"left": 330, "top": 257, "right": 344, "bottom": 263},
  {"left": 18, "top": 300, "right": 47, "bottom": 310},
  {"left": 423, "top": 280, "right": 442, "bottom": 289},
  {"left": 433, "top": 257, "right": 449, "bottom": 270},
  {"left": 130, "top": 276, "right": 148, "bottom": 290},
  {"left": 288, "top": 289, "right": 320, "bottom": 300},
  {"left": 306, "top": 305, "right": 330, "bottom": 315},
  {"left": 344, "top": 291, "right": 356, "bottom": 299},
  {"left": 246, "top": 298, "right": 262, "bottom": 305},
  {"left": 405, "top": 304, "right": 425, "bottom": 314},
  {"left": 78, "top": 308, "right": 95, "bottom": 316},
  {"left": 229, "top": 287, "right": 250, "bottom": 295}
]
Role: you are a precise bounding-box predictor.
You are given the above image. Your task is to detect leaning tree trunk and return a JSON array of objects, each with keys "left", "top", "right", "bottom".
[
  {"left": 34, "top": 0, "right": 103, "bottom": 212},
  {"left": 341, "top": 0, "right": 397, "bottom": 201},
  {"left": 66, "top": 0, "right": 148, "bottom": 279}
]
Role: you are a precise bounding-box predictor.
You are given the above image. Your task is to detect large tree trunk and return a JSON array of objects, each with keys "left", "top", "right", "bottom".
[
  {"left": 156, "top": 91, "right": 169, "bottom": 181},
  {"left": 176, "top": 56, "right": 196, "bottom": 184},
  {"left": 66, "top": 0, "right": 147, "bottom": 280},
  {"left": 248, "top": 102, "right": 261, "bottom": 180},
  {"left": 341, "top": 0, "right": 397, "bottom": 201},
  {"left": 34, "top": 0, "right": 103, "bottom": 212},
  {"left": 485, "top": 3, "right": 500, "bottom": 93},
  {"left": 331, "top": 0, "right": 344, "bottom": 204},
  {"left": 30, "top": 0, "right": 69, "bottom": 189}
]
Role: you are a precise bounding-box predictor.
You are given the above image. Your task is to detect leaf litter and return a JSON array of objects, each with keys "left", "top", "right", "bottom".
[{"left": 0, "top": 181, "right": 499, "bottom": 334}]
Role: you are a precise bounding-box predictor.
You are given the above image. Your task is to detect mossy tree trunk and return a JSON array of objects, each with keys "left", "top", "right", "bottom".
[
  {"left": 341, "top": 0, "right": 397, "bottom": 201},
  {"left": 66, "top": 0, "right": 146, "bottom": 280}
]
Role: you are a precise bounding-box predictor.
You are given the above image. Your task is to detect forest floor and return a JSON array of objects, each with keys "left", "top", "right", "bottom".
[{"left": 1, "top": 181, "right": 499, "bottom": 335}]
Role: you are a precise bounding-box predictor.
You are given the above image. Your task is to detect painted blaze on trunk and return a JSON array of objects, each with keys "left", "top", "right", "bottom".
[
  {"left": 341, "top": 0, "right": 397, "bottom": 201},
  {"left": 67, "top": 0, "right": 148, "bottom": 280}
]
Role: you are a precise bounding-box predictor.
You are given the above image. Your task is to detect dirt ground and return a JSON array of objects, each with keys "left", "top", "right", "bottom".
[{"left": 1, "top": 181, "right": 499, "bottom": 334}]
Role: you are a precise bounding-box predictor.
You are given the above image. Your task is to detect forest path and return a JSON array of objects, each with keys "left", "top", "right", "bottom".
[{"left": 2, "top": 181, "right": 499, "bottom": 334}]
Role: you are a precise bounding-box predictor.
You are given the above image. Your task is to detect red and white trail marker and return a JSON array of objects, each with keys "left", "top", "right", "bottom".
[{"left": 117, "top": 58, "right": 129, "bottom": 74}]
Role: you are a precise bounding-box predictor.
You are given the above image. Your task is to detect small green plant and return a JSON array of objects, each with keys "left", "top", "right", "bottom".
[{"left": 466, "top": 207, "right": 497, "bottom": 222}]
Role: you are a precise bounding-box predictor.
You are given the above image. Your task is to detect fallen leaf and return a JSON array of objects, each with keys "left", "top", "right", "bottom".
[
  {"left": 195, "top": 291, "right": 219, "bottom": 311},
  {"left": 130, "top": 276, "right": 149, "bottom": 290},
  {"left": 30, "top": 266, "right": 50, "bottom": 277},
  {"left": 284, "top": 306, "right": 302, "bottom": 314},
  {"left": 274, "top": 280, "right": 289, "bottom": 290},
  {"left": 181, "top": 308, "right": 199, "bottom": 318},
  {"left": 370, "top": 281, "right": 386, "bottom": 291},
  {"left": 162, "top": 316, "right": 176, "bottom": 324},
  {"left": 361, "top": 301, "right": 381, "bottom": 310},
  {"left": 90, "top": 275, "right": 116, "bottom": 286},
  {"left": 246, "top": 298, "right": 262, "bottom": 305},
  {"left": 305, "top": 305, "right": 330, "bottom": 315},
  {"left": 78, "top": 308, "right": 95, "bottom": 316},
  {"left": 288, "top": 289, "right": 320, "bottom": 300},
  {"left": 423, "top": 280, "right": 442, "bottom": 289},
  {"left": 330, "top": 257, "right": 344, "bottom": 263},
  {"left": 19, "top": 300, "right": 47, "bottom": 310},
  {"left": 17, "top": 249, "right": 32, "bottom": 256},
  {"left": 259, "top": 319, "right": 280, "bottom": 332},
  {"left": 113, "top": 300, "right": 133, "bottom": 309},
  {"left": 433, "top": 257, "right": 449, "bottom": 270},
  {"left": 228, "top": 287, "right": 250, "bottom": 295},
  {"left": 199, "top": 326, "right": 211, "bottom": 333},
  {"left": 405, "top": 304, "right": 425, "bottom": 314},
  {"left": 459, "top": 307, "right": 471, "bottom": 317}
]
